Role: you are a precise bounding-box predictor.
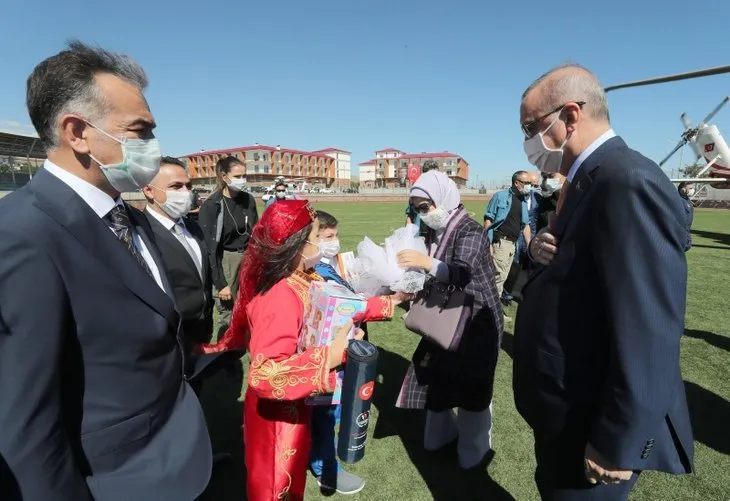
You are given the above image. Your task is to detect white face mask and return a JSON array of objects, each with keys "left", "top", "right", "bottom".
[
  {"left": 686, "top": 188, "right": 695, "bottom": 197},
  {"left": 301, "top": 241, "right": 322, "bottom": 270},
  {"left": 155, "top": 188, "right": 193, "bottom": 220},
  {"left": 420, "top": 205, "right": 450, "bottom": 230},
  {"left": 319, "top": 239, "right": 341, "bottom": 260},
  {"left": 227, "top": 177, "right": 247, "bottom": 192},
  {"left": 87, "top": 122, "right": 162, "bottom": 193},
  {"left": 541, "top": 177, "right": 563, "bottom": 197},
  {"left": 523, "top": 112, "right": 572, "bottom": 173}
]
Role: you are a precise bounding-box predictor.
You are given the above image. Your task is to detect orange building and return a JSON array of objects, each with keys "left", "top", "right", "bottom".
[
  {"left": 358, "top": 148, "right": 469, "bottom": 188},
  {"left": 182, "top": 144, "right": 338, "bottom": 188}
]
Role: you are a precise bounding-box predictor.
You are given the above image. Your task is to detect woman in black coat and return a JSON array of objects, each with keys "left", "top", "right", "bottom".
[{"left": 198, "top": 156, "right": 258, "bottom": 340}]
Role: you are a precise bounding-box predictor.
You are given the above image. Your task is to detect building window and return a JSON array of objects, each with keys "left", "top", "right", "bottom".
[
  {"left": 263, "top": 153, "right": 268, "bottom": 161},
  {"left": 254, "top": 165, "right": 259, "bottom": 173},
  {"left": 285, "top": 154, "right": 290, "bottom": 162},
  {"left": 253, "top": 152, "right": 260, "bottom": 161}
]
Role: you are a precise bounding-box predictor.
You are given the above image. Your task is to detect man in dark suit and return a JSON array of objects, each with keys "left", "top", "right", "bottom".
[
  {"left": 513, "top": 64, "right": 694, "bottom": 500},
  {"left": 142, "top": 157, "right": 214, "bottom": 371},
  {"left": 0, "top": 41, "right": 212, "bottom": 500}
]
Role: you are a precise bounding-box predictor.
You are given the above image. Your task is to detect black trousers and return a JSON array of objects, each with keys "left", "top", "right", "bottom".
[
  {"left": 504, "top": 253, "right": 531, "bottom": 299},
  {"left": 533, "top": 433, "right": 639, "bottom": 501}
]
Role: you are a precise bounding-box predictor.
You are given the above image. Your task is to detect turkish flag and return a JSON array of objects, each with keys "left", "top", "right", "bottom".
[{"left": 408, "top": 164, "right": 420, "bottom": 184}]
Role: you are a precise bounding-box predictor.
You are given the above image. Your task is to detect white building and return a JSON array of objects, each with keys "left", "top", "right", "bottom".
[
  {"left": 312, "top": 148, "right": 352, "bottom": 188},
  {"left": 358, "top": 160, "right": 377, "bottom": 187}
]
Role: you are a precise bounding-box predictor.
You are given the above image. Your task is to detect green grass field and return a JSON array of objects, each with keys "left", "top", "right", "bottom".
[{"left": 198, "top": 203, "right": 730, "bottom": 501}]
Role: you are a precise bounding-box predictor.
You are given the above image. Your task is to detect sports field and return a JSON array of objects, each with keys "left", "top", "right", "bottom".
[{"left": 198, "top": 202, "right": 730, "bottom": 501}]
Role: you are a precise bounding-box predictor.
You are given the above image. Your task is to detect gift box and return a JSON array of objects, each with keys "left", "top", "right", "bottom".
[{"left": 302, "top": 281, "right": 367, "bottom": 405}]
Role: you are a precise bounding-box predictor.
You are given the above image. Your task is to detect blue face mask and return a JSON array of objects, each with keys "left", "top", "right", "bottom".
[{"left": 87, "top": 122, "right": 162, "bottom": 193}]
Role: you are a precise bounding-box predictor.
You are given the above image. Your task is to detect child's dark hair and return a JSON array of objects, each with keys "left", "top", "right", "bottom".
[{"left": 316, "top": 210, "right": 338, "bottom": 230}]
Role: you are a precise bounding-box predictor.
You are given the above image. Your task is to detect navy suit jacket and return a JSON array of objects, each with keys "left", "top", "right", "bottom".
[
  {"left": 0, "top": 169, "right": 212, "bottom": 500},
  {"left": 513, "top": 136, "right": 694, "bottom": 474}
]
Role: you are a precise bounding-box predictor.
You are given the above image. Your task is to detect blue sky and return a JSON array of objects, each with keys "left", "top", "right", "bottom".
[{"left": 1, "top": 0, "right": 729, "bottom": 186}]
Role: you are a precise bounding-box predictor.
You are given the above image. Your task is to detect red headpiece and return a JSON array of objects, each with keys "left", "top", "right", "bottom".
[
  {"left": 201, "top": 199, "right": 316, "bottom": 354},
  {"left": 259, "top": 199, "right": 317, "bottom": 244}
]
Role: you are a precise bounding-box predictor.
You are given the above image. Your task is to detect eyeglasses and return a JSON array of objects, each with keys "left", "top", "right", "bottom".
[
  {"left": 521, "top": 101, "right": 585, "bottom": 138},
  {"left": 415, "top": 202, "right": 433, "bottom": 214}
]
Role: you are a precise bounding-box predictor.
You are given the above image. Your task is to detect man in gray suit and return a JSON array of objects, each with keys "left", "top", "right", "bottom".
[{"left": 0, "top": 40, "right": 212, "bottom": 500}]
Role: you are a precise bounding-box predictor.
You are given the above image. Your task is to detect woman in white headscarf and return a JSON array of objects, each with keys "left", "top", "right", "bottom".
[{"left": 395, "top": 170, "right": 504, "bottom": 469}]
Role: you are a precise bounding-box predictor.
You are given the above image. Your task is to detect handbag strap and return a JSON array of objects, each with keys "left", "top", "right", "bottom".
[{"left": 433, "top": 206, "right": 467, "bottom": 261}]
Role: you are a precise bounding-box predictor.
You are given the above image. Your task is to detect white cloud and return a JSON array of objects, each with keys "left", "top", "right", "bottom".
[{"left": 0, "top": 119, "right": 38, "bottom": 137}]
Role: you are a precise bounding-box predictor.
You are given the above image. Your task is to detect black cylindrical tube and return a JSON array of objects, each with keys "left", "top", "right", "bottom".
[{"left": 337, "top": 340, "right": 379, "bottom": 464}]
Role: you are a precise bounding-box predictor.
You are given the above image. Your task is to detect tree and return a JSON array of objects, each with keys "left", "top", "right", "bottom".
[{"left": 680, "top": 163, "right": 704, "bottom": 178}]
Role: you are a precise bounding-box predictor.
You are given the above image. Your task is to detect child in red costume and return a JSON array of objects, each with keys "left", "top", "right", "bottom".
[
  {"left": 203, "top": 200, "right": 362, "bottom": 500},
  {"left": 201, "top": 200, "right": 407, "bottom": 500}
]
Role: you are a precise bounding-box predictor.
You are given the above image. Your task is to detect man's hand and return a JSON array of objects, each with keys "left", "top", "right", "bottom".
[
  {"left": 529, "top": 229, "right": 558, "bottom": 265},
  {"left": 396, "top": 250, "right": 433, "bottom": 271},
  {"left": 218, "top": 286, "right": 232, "bottom": 301},
  {"left": 584, "top": 443, "right": 633, "bottom": 485}
]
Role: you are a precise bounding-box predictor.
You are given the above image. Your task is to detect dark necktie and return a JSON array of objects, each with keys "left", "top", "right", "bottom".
[{"left": 106, "top": 205, "right": 153, "bottom": 277}]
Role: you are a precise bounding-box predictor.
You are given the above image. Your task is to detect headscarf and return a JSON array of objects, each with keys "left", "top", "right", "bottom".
[
  {"left": 202, "top": 200, "right": 316, "bottom": 353},
  {"left": 410, "top": 170, "right": 461, "bottom": 212}
]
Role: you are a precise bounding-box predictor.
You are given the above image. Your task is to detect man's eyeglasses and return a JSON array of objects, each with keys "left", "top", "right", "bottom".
[{"left": 521, "top": 101, "right": 585, "bottom": 138}]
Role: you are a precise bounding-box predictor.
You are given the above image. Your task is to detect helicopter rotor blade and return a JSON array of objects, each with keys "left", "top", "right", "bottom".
[
  {"left": 700, "top": 96, "right": 730, "bottom": 124},
  {"left": 604, "top": 65, "right": 730, "bottom": 92},
  {"left": 680, "top": 112, "right": 693, "bottom": 130},
  {"left": 659, "top": 139, "right": 688, "bottom": 167}
]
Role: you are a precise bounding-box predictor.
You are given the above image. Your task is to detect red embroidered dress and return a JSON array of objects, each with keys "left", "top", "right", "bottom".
[{"left": 242, "top": 270, "right": 330, "bottom": 501}]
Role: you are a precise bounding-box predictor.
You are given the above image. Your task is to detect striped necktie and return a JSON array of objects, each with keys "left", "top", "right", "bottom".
[{"left": 105, "top": 205, "right": 153, "bottom": 277}]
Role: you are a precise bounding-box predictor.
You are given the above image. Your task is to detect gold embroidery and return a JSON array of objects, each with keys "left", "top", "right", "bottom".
[
  {"left": 249, "top": 353, "right": 323, "bottom": 400},
  {"left": 275, "top": 403, "right": 299, "bottom": 500},
  {"left": 377, "top": 296, "right": 395, "bottom": 320},
  {"left": 285, "top": 270, "right": 323, "bottom": 311}
]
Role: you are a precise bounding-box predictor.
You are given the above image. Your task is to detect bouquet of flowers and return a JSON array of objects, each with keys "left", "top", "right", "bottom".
[{"left": 349, "top": 224, "right": 428, "bottom": 295}]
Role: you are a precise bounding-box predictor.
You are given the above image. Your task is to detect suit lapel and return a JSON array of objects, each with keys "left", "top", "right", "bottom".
[
  {"left": 554, "top": 136, "right": 625, "bottom": 239},
  {"left": 146, "top": 212, "right": 203, "bottom": 285},
  {"left": 523, "top": 137, "right": 626, "bottom": 293},
  {"left": 30, "top": 170, "right": 177, "bottom": 323}
]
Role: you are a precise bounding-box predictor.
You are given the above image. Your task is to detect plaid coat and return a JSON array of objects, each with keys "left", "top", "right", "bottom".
[{"left": 397, "top": 207, "right": 504, "bottom": 412}]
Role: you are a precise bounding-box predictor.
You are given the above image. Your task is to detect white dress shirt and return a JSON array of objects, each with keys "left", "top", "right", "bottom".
[
  {"left": 566, "top": 129, "right": 617, "bottom": 182},
  {"left": 43, "top": 160, "right": 166, "bottom": 292},
  {"left": 145, "top": 205, "right": 203, "bottom": 268}
]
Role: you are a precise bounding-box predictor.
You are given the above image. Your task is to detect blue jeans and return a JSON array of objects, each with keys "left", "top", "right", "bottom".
[{"left": 309, "top": 404, "right": 342, "bottom": 479}]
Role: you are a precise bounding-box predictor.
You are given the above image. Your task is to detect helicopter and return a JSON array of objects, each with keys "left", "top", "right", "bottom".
[
  {"left": 604, "top": 65, "right": 730, "bottom": 197},
  {"left": 657, "top": 96, "right": 730, "bottom": 190}
]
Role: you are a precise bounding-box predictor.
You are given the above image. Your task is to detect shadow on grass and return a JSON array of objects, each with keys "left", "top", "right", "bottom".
[
  {"left": 372, "top": 348, "right": 515, "bottom": 501},
  {"left": 691, "top": 229, "right": 730, "bottom": 247},
  {"left": 500, "top": 332, "right": 514, "bottom": 360},
  {"left": 684, "top": 380, "right": 730, "bottom": 456},
  {"left": 684, "top": 329, "right": 730, "bottom": 352},
  {"left": 196, "top": 358, "right": 246, "bottom": 501}
]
